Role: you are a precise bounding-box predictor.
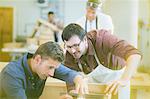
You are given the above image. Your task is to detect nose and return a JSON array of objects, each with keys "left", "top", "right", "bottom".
[
  {"left": 70, "top": 47, "right": 76, "bottom": 53},
  {"left": 48, "top": 69, "right": 55, "bottom": 77},
  {"left": 89, "top": 13, "right": 94, "bottom": 17}
]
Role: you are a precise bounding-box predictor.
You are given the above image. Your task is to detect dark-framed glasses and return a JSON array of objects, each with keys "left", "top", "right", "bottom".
[{"left": 65, "top": 41, "right": 82, "bottom": 50}]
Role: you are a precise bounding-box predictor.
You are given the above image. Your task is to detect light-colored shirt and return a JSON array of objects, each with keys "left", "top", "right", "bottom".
[{"left": 76, "top": 12, "right": 114, "bottom": 34}]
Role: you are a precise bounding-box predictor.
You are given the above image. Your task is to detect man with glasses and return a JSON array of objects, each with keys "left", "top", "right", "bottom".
[
  {"left": 76, "top": 0, "right": 114, "bottom": 34},
  {"left": 62, "top": 23, "right": 141, "bottom": 99}
]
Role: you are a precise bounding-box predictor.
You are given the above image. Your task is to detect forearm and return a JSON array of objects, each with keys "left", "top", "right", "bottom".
[
  {"left": 65, "top": 75, "right": 83, "bottom": 92},
  {"left": 121, "top": 54, "right": 141, "bottom": 80},
  {"left": 54, "top": 64, "right": 79, "bottom": 84},
  {"left": 73, "top": 75, "right": 88, "bottom": 94},
  {"left": 105, "top": 54, "right": 141, "bottom": 94}
]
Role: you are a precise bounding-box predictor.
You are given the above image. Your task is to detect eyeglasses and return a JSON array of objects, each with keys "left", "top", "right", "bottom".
[
  {"left": 65, "top": 41, "right": 82, "bottom": 50},
  {"left": 86, "top": 2, "right": 102, "bottom": 9}
]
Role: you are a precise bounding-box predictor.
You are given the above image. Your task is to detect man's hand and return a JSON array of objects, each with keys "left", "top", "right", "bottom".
[
  {"left": 104, "top": 54, "right": 141, "bottom": 95},
  {"left": 59, "top": 94, "right": 73, "bottom": 99},
  {"left": 104, "top": 78, "right": 129, "bottom": 95},
  {"left": 73, "top": 75, "right": 89, "bottom": 94}
]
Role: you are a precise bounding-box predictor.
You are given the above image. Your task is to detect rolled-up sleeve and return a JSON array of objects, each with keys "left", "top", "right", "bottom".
[{"left": 99, "top": 30, "right": 141, "bottom": 60}]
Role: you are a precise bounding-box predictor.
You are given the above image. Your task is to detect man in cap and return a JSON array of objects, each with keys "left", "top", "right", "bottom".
[{"left": 76, "top": 0, "right": 114, "bottom": 34}]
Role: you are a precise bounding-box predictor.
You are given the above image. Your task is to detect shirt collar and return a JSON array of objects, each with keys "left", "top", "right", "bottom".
[{"left": 22, "top": 53, "right": 34, "bottom": 77}]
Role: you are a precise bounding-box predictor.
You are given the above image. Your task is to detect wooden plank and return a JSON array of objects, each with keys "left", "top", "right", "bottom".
[{"left": 42, "top": 78, "right": 116, "bottom": 99}]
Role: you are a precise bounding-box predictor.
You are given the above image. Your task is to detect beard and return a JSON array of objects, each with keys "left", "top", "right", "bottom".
[{"left": 72, "top": 51, "right": 82, "bottom": 59}]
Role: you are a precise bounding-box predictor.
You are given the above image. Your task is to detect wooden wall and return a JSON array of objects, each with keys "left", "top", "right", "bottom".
[{"left": 0, "top": 7, "right": 13, "bottom": 62}]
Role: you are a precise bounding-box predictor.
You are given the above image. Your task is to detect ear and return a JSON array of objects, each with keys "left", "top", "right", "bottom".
[
  {"left": 64, "top": 40, "right": 67, "bottom": 49},
  {"left": 34, "top": 55, "right": 42, "bottom": 65},
  {"left": 64, "top": 40, "right": 67, "bottom": 45},
  {"left": 83, "top": 36, "right": 87, "bottom": 42},
  {"left": 83, "top": 36, "right": 88, "bottom": 48}
]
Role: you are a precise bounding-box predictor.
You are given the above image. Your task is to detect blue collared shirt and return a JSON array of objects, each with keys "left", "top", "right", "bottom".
[{"left": 0, "top": 53, "right": 78, "bottom": 99}]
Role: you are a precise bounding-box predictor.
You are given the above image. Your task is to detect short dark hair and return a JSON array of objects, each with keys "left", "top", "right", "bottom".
[
  {"left": 33, "top": 42, "right": 64, "bottom": 62},
  {"left": 48, "top": 11, "right": 54, "bottom": 15},
  {"left": 62, "top": 23, "right": 86, "bottom": 41}
]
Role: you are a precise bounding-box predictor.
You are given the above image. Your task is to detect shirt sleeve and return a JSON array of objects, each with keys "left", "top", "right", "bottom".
[
  {"left": 2, "top": 72, "right": 27, "bottom": 99},
  {"left": 54, "top": 64, "right": 79, "bottom": 84},
  {"left": 99, "top": 29, "right": 141, "bottom": 60},
  {"left": 54, "top": 64, "right": 79, "bottom": 91}
]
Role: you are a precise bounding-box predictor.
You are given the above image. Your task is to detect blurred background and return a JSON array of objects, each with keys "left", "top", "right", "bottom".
[{"left": 0, "top": 0, "right": 150, "bottom": 99}]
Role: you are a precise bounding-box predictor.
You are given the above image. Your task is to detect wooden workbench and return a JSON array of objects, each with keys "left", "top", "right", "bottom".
[{"left": 1, "top": 62, "right": 150, "bottom": 99}]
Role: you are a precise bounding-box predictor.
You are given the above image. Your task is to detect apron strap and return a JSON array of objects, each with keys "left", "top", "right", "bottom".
[
  {"left": 78, "top": 47, "right": 100, "bottom": 72},
  {"left": 78, "top": 60, "right": 84, "bottom": 72},
  {"left": 94, "top": 51, "right": 101, "bottom": 66}
]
